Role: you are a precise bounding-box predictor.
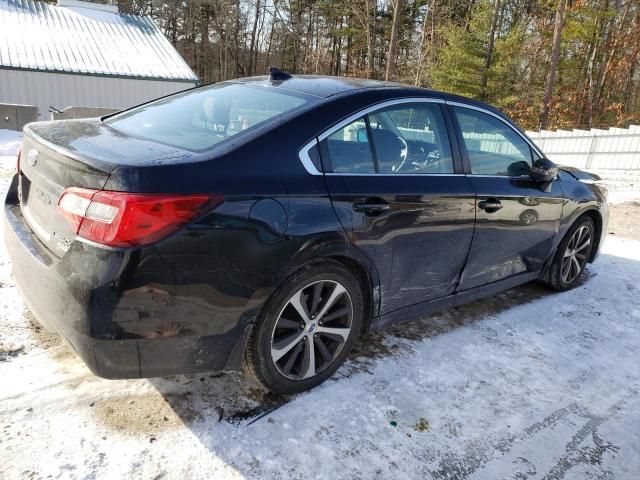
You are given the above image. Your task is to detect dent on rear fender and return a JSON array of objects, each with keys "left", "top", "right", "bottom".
[
  {"left": 98, "top": 194, "right": 367, "bottom": 344},
  {"left": 105, "top": 198, "right": 292, "bottom": 341},
  {"left": 112, "top": 281, "right": 262, "bottom": 339}
]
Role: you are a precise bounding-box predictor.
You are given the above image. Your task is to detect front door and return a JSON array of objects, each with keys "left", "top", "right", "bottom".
[
  {"left": 449, "top": 104, "right": 565, "bottom": 290},
  {"left": 319, "top": 100, "right": 476, "bottom": 315}
]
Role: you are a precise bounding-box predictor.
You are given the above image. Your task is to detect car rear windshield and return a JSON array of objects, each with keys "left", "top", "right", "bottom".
[{"left": 105, "top": 83, "right": 314, "bottom": 151}]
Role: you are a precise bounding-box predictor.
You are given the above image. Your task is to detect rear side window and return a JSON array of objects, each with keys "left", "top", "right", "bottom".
[
  {"left": 320, "top": 102, "right": 453, "bottom": 174},
  {"left": 106, "top": 83, "right": 312, "bottom": 152},
  {"left": 453, "top": 107, "right": 533, "bottom": 176},
  {"left": 369, "top": 104, "right": 453, "bottom": 173},
  {"left": 323, "top": 117, "right": 376, "bottom": 174}
]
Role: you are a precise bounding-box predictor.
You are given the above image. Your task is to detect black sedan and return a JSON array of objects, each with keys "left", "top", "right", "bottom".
[{"left": 4, "top": 72, "right": 608, "bottom": 394}]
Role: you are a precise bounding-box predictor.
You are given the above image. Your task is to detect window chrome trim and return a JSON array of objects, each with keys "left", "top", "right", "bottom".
[
  {"left": 298, "top": 139, "right": 322, "bottom": 175},
  {"left": 316, "top": 97, "right": 445, "bottom": 142},
  {"left": 445, "top": 100, "right": 546, "bottom": 159},
  {"left": 325, "top": 173, "right": 465, "bottom": 177},
  {"left": 298, "top": 97, "right": 451, "bottom": 176},
  {"left": 297, "top": 97, "right": 543, "bottom": 177},
  {"left": 467, "top": 174, "right": 532, "bottom": 179}
]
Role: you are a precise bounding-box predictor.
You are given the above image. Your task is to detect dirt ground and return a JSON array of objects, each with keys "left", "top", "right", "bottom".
[
  {"left": 608, "top": 201, "right": 640, "bottom": 240},
  {"left": 596, "top": 168, "right": 640, "bottom": 239}
]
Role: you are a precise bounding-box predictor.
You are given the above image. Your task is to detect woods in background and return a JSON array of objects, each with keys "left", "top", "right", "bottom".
[{"left": 115, "top": 0, "right": 640, "bottom": 130}]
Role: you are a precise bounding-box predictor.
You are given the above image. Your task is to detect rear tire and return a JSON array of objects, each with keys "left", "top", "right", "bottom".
[
  {"left": 546, "top": 216, "right": 595, "bottom": 291},
  {"left": 245, "top": 261, "right": 363, "bottom": 395}
]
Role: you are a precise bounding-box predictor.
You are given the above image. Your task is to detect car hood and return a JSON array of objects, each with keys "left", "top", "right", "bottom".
[{"left": 558, "top": 166, "right": 602, "bottom": 182}]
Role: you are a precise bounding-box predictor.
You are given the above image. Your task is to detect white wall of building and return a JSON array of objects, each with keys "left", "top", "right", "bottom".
[{"left": 0, "top": 69, "right": 196, "bottom": 120}]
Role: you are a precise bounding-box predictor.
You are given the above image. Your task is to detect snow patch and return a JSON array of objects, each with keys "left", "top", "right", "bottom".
[
  {"left": 1, "top": 158, "right": 640, "bottom": 479},
  {"left": 1, "top": 237, "right": 640, "bottom": 478},
  {"left": 0, "top": 129, "right": 23, "bottom": 156},
  {"left": 590, "top": 168, "right": 640, "bottom": 204}
]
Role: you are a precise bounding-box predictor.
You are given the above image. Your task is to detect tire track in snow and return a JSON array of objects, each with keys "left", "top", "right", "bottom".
[{"left": 432, "top": 385, "right": 639, "bottom": 480}]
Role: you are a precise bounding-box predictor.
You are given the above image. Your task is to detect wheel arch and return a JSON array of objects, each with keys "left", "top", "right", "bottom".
[
  {"left": 282, "top": 250, "right": 380, "bottom": 335},
  {"left": 240, "top": 247, "right": 381, "bottom": 392},
  {"left": 579, "top": 208, "right": 603, "bottom": 262},
  {"left": 542, "top": 206, "right": 603, "bottom": 282},
  {"left": 275, "top": 241, "right": 381, "bottom": 334},
  {"left": 326, "top": 254, "right": 377, "bottom": 334},
  {"left": 564, "top": 207, "right": 603, "bottom": 263}
]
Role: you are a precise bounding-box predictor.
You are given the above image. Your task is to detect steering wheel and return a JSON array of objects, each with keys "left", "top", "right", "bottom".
[
  {"left": 392, "top": 136, "right": 409, "bottom": 173},
  {"left": 406, "top": 143, "right": 441, "bottom": 172}
]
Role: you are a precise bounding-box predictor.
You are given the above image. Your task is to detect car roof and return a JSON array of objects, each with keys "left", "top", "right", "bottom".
[
  {"left": 227, "top": 74, "right": 509, "bottom": 120},
  {"left": 230, "top": 74, "right": 409, "bottom": 98}
]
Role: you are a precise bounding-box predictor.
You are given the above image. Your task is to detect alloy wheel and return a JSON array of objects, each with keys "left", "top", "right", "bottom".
[
  {"left": 561, "top": 225, "right": 592, "bottom": 284},
  {"left": 270, "top": 280, "right": 353, "bottom": 380}
]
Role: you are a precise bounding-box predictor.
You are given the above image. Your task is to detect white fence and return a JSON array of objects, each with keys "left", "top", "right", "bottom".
[
  {"left": 462, "top": 132, "right": 522, "bottom": 156},
  {"left": 526, "top": 125, "right": 640, "bottom": 170},
  {"left": 400, "top": 128, "right": 524, "bottom": 156}
]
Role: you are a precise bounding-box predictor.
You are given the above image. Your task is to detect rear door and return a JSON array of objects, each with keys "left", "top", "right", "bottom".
[
  {"left": 448, "top": 103, "right": 565, "bottom": 290},
  {"left": 318, "top": 99, "right": 476, "bottom": 315}
]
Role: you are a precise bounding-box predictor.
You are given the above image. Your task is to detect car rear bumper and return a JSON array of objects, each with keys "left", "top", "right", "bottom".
[{"left": 3, "top": 176, "right": 251, "bottom": 378}]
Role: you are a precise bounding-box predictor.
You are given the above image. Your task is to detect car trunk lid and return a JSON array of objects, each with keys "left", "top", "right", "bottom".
[
  {"left": 18, "top": 130, "right": 114, "bottom": 256},
  {"left": 18, "top": 119, "right": 202, "bottom": 257}
]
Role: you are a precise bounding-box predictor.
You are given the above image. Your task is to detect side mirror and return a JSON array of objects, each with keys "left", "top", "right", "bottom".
[{"left": 531, "top": 158, "right": 558, "bottom": 183}]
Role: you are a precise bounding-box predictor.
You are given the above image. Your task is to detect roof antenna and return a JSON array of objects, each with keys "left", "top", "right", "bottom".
[{"left": 269, "top": 67, "right": 292, "bottom": 81}]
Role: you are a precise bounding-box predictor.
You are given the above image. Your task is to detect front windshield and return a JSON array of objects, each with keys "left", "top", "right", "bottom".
[{"left": 105, "top": 83, "right": 313, "bottom": 151}]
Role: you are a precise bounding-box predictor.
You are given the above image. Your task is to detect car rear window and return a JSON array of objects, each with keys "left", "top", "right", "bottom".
[{"left": 105, "top": 83, "right": 313, "bottom": 151}]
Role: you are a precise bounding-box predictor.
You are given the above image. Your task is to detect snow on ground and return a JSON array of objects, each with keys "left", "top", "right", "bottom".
[
  {"left": 0, "top": 129, "right": 22, "bottom": 157},
  {"left": 3, "top": 225, "right": 640, "bottom": 479},
  {"left": 0, "top": 130, "right": 22, "bottom": 174},
  {"left": 1, "top": 134, "right": 640, "bottom": 479},
  {"left": 590, "top": 168, "right": 640, "bottom": 204}
]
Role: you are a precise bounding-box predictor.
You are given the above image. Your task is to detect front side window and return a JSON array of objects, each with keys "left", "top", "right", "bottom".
[
  {"left": 106, "top": 83, "right": 312, "bottom": 152},
  {"left": 320, "top": 102, "right": 453, "bottom": 174},
  {"left": 453, "top": 107, "right": 533, "bottom": 176}
]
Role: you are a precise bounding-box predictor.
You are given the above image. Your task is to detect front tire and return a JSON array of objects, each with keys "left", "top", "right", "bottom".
[
  {"left": 546, "top": 216, "right": 595, "bottom": 291},
  {"left": 245, "top": 261, "right": 364, "bottom": 395}
]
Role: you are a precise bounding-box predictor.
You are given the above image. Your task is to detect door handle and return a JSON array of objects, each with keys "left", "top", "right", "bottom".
[
  {"left": 478, "top": 198, "right": 503, "bottom": 213},
  {"left": 353, "top": 199, "right": 390, "bottom": 214}
]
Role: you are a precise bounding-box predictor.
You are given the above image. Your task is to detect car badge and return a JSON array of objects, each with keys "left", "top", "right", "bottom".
[{"left": 27, "top": 149, "right": 39, "bottom": 167}]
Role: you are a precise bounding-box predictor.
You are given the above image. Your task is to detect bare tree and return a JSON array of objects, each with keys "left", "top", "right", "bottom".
[
  {"left": 480, "top": 0, "right": 501, "bottom": 100},
  {"left": 540, "top": 0, "right": 567, "bottom": 129},
  {"left": 135, "top": 0, "right": 640, "bottom": 129},
  {"left": 385, "top": 0, "right": 402, "bottom": 81}
]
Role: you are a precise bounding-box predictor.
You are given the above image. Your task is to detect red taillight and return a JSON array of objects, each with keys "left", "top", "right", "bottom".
[
  {"left": 57, "top": 188, "right": 223, "bottom": 247},
  {"left": 16, "top": 148, "right": 21, "bottom": 172}
]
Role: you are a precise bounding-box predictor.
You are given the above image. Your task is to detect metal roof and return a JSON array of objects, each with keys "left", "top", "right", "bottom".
[{"left": 0, "top": 0, "right": 199, "bottom": 82}]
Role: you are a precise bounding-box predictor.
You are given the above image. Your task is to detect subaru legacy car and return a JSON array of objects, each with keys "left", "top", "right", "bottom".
[{"left": 4, "top": 71, "right": 608, "bottom": 394}]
